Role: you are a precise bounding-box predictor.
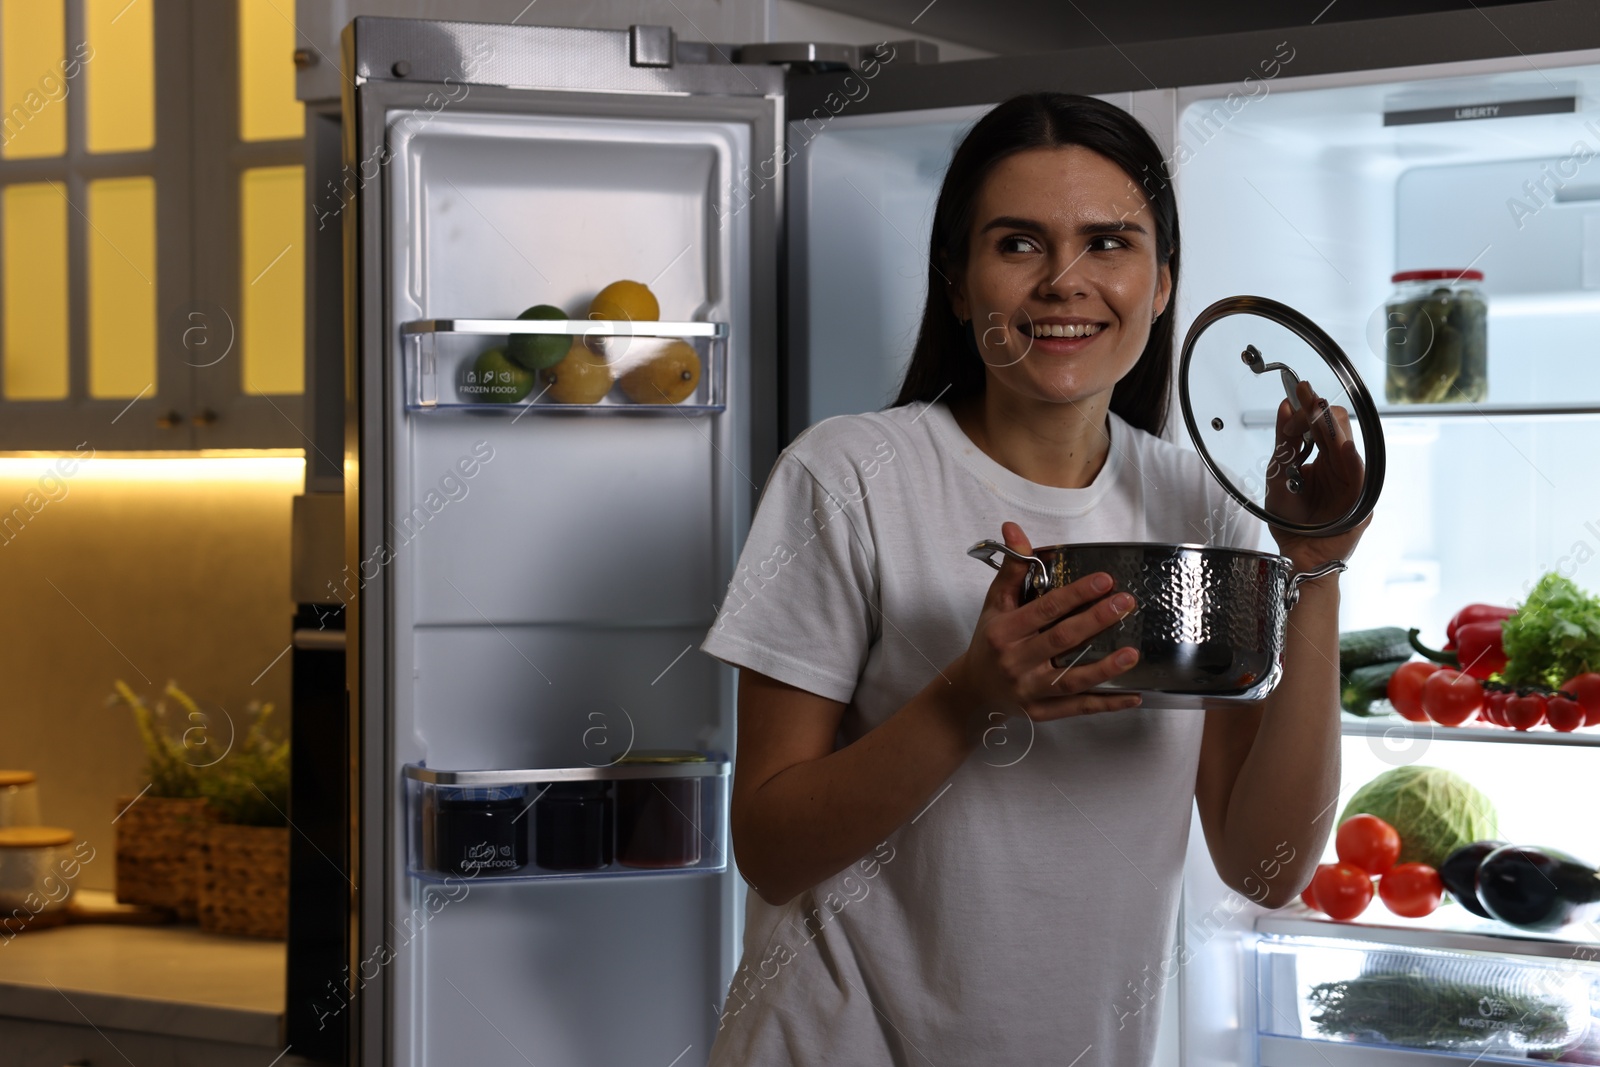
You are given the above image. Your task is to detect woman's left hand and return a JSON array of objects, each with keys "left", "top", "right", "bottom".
[{"left": 1264, "top": 379, "right": 1369, "bottom": 571}]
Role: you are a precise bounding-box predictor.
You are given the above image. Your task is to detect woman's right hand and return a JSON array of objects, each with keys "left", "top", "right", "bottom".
[{"left": 952, "top": 520, "right": 1144, "bottom": 724}]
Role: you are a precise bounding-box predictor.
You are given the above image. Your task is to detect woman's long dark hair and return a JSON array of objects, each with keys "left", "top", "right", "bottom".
[{"left": 892, "top": 92, "right": 1179, "bottom": 436}]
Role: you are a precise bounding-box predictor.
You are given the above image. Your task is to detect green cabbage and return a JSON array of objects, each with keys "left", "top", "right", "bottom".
[{"left": 1338, "top": 766, "right": 1498, "bottom": 870}]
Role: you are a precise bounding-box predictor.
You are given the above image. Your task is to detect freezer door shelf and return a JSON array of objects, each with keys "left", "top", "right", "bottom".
[
  {"left": 403, "top": 759, "right": 729, "bottom": 884},
  {"left": 1254, "top": 929, "right": 1600, "bottom": 1064},
  {"left": 401, "top": 319, "right": 727, "bottom": 414}
]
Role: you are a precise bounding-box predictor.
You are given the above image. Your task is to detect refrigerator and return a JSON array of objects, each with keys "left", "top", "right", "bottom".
[{"left": 335, "top": 4, "right": 1600, "bottom": 1064}]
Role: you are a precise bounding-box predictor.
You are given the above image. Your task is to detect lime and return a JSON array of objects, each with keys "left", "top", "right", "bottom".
[
  {"left": 541, "top": 339, "right": 614, "bottom": 404},
  {"left": 619, "top": 340, "right": 701, "bottom": 404},
  {"left": 589, "top": 280, "right": 659, "bottom": 323},
  {"left": 461, "top": 347, "right": 534, "bottom": 404},
  {"left": 506, "top": 304, "right": 570, "bottom": 371}
]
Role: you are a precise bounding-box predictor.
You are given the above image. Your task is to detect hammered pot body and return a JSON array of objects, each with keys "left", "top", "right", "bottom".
[{"left": 1019, "top": 544, "right": 1293, "bottom": 705}]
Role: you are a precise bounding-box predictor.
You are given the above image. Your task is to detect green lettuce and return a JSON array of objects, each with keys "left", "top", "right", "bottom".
[{"left": 1502, "top": 572, "right": 1600, "bottom": 687}]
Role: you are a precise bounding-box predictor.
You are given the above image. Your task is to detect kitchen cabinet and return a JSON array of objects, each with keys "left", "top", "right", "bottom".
[{"left": 0, "top": 0, "right": 310, "bottom": 452}]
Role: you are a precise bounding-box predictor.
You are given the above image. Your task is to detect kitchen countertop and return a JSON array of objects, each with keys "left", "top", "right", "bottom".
[{"left": 0, "top": 892, "right": 284, "bottom": 1047}]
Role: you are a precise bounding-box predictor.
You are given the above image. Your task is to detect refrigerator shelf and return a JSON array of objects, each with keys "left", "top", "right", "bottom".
[
  {"left": 1244, "top": 401, "right": 1600, "bottom": 428},
  {"left": 400, "top": 319, "right": 728, "bottom": 414},
  {"left": 1255, "top": 929, "right": 1600, "bottom": 1062},
  {"left": 403, "top": 758, "right": 729, "bottom": 883},
  {"left": 1341, "top": 716, "right": 1600, "bottom": 748},
  {"left": 1257, "top": 911, "right": 1600, "bottom": 960},
  {"left": 404, "top": 761, "right": 730, "bottom": 785}
]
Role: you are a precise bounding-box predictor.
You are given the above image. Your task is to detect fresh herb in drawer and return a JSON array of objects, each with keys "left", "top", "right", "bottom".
[{"left": 1308, "top": 973, "right": 1573, "bottom": 1048}]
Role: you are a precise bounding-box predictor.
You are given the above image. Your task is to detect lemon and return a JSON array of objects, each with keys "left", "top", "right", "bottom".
[
  {"left": 589, "top": 280, "right": 659, "bottom": 323},
  {"left": 462, "top": 347, "right": 533, "bottom": 403},
  {"left": 506, "top": 304, "right": 570, "bottom": 371},
  {"left": 541, "top": 339, "right": 614, "bottom": 404},
  {"left": 619, "top": 340, "right": 701, "bottom": 404}
]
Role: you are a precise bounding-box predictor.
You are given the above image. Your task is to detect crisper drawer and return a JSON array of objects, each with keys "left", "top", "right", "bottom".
[{"left": 1256, "top": 932, "right": 1600, "bottom": 1065}]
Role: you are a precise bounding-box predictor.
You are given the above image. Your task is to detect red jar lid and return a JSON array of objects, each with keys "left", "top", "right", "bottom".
[{"left": 1391, "top": 269, "right": 1484, "bottom": 282}]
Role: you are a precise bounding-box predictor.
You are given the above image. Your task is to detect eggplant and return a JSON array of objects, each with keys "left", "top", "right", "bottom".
[
  {"left": 1475, "top": 846, "right": 1600, "bottom": 932},
  {"left": 1438, "top": 840, "right": 1507, "bottom": 919}
]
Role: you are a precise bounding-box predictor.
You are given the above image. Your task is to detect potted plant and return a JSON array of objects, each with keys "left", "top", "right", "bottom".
[
  {"left": 197, "top": 700, "right": 290, "bottom": 939},
  {"left": 109, "top": 680, "right": 217, "bottom": 920}
]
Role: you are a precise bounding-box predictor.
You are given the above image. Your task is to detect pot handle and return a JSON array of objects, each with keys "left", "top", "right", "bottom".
[
  {"left": 967, "top": 539, "right": 1049, "bottom": 586},
  {"left": 1284, "top": 560, "right": 1347, "bottom": 610}
]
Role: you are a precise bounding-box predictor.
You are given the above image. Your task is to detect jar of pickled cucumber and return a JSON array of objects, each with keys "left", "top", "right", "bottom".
[{"left": 1384, "top": 269, "right": 1487, "bottom": 404}]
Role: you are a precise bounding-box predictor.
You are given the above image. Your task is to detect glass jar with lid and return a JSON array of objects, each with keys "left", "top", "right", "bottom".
[
  {"left": 535, "top": 781, "right": 613, "bottom": 871},
  {"left": 0, "top": 825, "right": 76, "bottom": 914},
  {"left": 432, "top": 785, "right": 529, "bottom": 876},
  {"left": 1383, "top": 269, "right": 1488, "bottom": 404},
  {"left": 615, "top": 750, "right": 706, "bottom": 869}
]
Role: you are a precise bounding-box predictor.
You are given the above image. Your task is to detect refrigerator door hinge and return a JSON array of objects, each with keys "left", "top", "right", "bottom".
[{"left": 630, "top": 25, "right": 676, "bottom": 68}]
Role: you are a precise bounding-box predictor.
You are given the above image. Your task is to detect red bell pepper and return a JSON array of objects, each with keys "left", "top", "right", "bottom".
[
  {"left": 1446, "top": 604, "right": 1515, "bottom": 646},
  {"left": 1409, "top": 623, "right": 1508, "bottom": 681},
  {"left": 1453, "top": 621, "right": 1508, "bottom": 680}
]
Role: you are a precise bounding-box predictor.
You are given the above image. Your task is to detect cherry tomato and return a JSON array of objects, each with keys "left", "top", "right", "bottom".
[
  {"left": 1378, "top": 862, "right": 1444, "bottom": 918},
  {"left": 1546, "top": 694, "right": 1584, "bottom": 733},
  {"left": 1560, "top": 672, "right": 1600, "bottom": 727},
  {"left": 1504, "top": 692, "right": 1547, "bottom": 732},
  {"left": 1336, "top": 814, "right": 1402, "bottom": 877},
  {"left": 1300, "top": 882, "right": 1320, "bottom": 911},
  {"left": 1387, "top": 661, "right": 1442, "bottom": 722},
  {"left": 1421, "top": 668, "right": 1482, "bottom": 727},
  {"left": 1312, "top": 862, "right": 1375, "bottom": 921},
  {"left": 1483, "top": 688, "right": 1509, "bottom": 728}
]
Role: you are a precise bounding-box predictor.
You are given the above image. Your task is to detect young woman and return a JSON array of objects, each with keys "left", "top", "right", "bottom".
[{"left": 699, "top": 92, "right": 1365, "bottom": 1067}]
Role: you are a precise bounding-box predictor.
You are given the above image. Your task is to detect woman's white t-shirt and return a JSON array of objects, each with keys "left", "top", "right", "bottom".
[{"left": 699, "top": 399, "right": 1263, "bottom": 1067}]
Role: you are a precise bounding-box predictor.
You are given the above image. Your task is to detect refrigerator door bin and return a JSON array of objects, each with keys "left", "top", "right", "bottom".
[
  {"left": 404, "top": 758, "right": 728, "bottom": 883},
  {"left": 402, "top": 319, "right": 727, "bottom": 413},
  {"left": 1255, "top": 932, "right": 1599, "bottom": 1061}
]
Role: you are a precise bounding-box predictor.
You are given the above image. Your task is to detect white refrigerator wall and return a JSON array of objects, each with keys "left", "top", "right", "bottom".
[{"left": 383, "top": 109, "right": 750, "bottom": 1064}]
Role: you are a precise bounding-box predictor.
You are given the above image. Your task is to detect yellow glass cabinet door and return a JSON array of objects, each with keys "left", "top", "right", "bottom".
[{"left": 0, "top": 0, "right": 310, "bottom": 450}]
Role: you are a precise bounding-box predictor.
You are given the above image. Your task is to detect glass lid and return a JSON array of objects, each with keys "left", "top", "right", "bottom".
[{"left": 1178, "top": 296, "right": 1384, "bottom": 537}]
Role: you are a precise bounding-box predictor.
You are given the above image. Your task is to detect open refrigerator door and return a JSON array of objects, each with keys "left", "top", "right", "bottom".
[{"left": 341, "top": 19, "right": 778, "bottom": 1066}]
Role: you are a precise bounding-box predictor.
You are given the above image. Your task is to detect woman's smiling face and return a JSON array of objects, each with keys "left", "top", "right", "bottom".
[{"left": 949, "top": 145, "right": 1171, "bottom": 409}]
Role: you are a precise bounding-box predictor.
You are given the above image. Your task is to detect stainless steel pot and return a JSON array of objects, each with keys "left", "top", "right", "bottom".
[
  {"left": 968, "top": 541, "right": 1345, "bottom": 706},
  {"left": 959, "top": 293, "right": 1386, "bottom": 708}
]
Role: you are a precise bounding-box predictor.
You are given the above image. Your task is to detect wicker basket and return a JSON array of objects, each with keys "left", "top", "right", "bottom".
[
  {"left": 114, "top": 795, "right": 214, "bottom": 920},
  {"left": 199, "top": 824, "right": 288, "bottom": 939}
]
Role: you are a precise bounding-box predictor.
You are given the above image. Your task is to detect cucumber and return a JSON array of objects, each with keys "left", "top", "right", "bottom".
[
  {"left": 1339, "top": 627, "right": 1414, "bottom": 673},
  {"left": 1341, "top": 660, "right": 1410, "bottom": 717}
]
